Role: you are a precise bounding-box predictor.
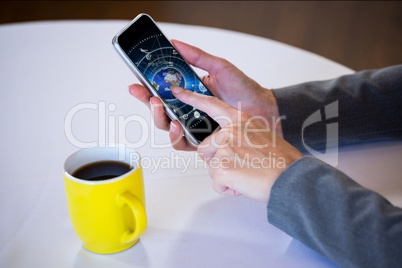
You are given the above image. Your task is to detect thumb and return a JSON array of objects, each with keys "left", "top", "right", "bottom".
[{"left": 171, "top": 86, "right": 237, "bottom": 128}]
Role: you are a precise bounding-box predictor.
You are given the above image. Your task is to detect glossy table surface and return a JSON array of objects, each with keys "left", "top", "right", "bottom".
[{"left": 1, "top": 20, "right": 401, "bottom": 268}]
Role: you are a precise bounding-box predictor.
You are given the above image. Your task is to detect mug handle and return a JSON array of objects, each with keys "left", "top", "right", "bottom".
[{"left": 117, "top": 191, "right": 147, "bottom": 244}]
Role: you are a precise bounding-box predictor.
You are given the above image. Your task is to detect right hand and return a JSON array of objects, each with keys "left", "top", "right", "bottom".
[
  {"left": 129, "top": 40, "right": 283, "bottom": 150},
  {"left": 171, "top": 86, "right": 302, "bottom": 203}
]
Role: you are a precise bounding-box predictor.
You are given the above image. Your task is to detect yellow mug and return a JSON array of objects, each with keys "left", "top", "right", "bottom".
[{"left": 63, "top": 145, "right": 147, "bottom": 254}]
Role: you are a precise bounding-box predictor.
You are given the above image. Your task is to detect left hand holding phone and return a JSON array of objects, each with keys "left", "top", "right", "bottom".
[{"left": 129, "top": 39, "right": 283, "bottom": 151}]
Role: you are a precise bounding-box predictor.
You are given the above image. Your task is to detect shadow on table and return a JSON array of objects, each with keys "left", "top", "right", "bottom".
[
  {"left": 165, "top": 230, "right": 281, "bottom": 268},
  {"left": 281, "top": 239, "right": 338, "bottom": 268},
  {"left": 164, "top": 196, "right": 337, "bottom": 268},
  {"left": 73, "top": 240, "right": 150, "bottom": 268},
  {"left": 72, "top": 192, "right": 338, "bottom": 268}
]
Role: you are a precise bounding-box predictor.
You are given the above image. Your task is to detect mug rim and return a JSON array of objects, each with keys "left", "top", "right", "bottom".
[{"left": 64, "top": 144, "right": 141, "bottom": 185}]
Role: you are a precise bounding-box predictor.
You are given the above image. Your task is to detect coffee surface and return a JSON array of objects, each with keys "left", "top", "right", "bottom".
[{"left": 72, "top": 161, "right": 132, "bottom": 181}]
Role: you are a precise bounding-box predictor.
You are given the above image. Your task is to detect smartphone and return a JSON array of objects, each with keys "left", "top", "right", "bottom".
[{"left": 112, "top": 13, "right": 220, "bottom": 146}]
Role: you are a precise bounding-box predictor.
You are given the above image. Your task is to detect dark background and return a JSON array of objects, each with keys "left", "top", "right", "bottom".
[{"left": 1, "top": 1, "right": 401, "bottom": 71}]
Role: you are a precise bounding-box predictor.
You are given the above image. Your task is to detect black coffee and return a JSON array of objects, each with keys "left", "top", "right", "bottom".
[{"left": 72, "top": 161, "right": 132, "bottom": 181}]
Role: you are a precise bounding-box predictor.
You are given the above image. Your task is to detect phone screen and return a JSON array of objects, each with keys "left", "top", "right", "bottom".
[{"left": 117, "top": 15, "right": 219, "bottom": 144}]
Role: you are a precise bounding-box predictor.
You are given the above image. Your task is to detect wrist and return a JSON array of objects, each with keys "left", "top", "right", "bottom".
[{"left": 256, "top": 88, "right": 284, "bottom": 137}]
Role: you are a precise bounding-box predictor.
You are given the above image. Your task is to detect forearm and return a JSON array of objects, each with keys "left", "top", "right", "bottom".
[
  {"left": 272, "top": 65, "right": 402, "bottom": 152},
  {"left": 267, "top": 156, "right": 402, "bottom": 267}
]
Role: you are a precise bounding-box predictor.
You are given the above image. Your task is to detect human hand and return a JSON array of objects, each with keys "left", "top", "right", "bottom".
[
  {"left": 171, "top": 86, "right": 302, "bottom": 203},
  {"left": 129, "top": 40, "right": 283, "bottom": 151}
]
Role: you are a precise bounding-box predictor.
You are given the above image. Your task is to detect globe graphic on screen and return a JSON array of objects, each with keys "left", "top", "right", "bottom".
[{"left": 152, "top": 68, "right": 185, "bottom": 100}]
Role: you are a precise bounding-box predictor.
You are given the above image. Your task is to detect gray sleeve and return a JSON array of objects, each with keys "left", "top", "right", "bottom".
[
  {"left": 267, "top": 156, "right": 402, "bottom": 268},
  {"left": 272, "top": 65, "right": 402, "bottom": 152}
]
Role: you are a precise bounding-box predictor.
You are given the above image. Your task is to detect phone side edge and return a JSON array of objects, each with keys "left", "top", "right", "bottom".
[{"left": 111, "top": 14, "right": 202, "bottom": 147}]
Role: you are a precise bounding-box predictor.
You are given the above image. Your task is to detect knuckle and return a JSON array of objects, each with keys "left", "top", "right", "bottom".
[
  {"left": 208, "top": 95, "right": 223, "bottom": 105},
  {"left": 155, "top": 118, "right": 170, "bottom": 131},
  {"left": 213, "top": 166, "right": 230, "bottom": 179}
]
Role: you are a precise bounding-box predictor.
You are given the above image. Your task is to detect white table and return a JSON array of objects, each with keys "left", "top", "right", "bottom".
[{"left": 1, "top": 20, "right": 401, "bottom": 268}]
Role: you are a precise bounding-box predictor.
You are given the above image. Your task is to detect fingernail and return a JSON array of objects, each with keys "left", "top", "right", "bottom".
[
  {"left": 149, "top": 99, "right": 155, "bottom": 108},
  {"left": 170, "top": 121, "right": 177, "bottom": 131},
  {"left": 150, "top": 97, "right": 158, "bottom": 105},
  {"left": 128, "top": 85, "right": 134, "bottom": 94},
  {"left": 171, "top": 86, "right": 184, "bottom": 94}
]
